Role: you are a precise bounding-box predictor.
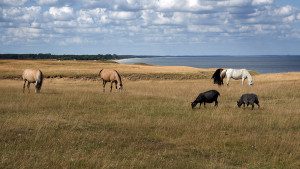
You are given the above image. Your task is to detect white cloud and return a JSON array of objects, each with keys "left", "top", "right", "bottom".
[
  {"left": 274, "top": 5, "right": 293, "bottom": 16},
  {"left": 252, "top": 0, "right": 273, "bottom": 6},
  {"left": 110, "top": 11, "right": 139, "bottom": 20},
  {"left": 0, "top": 0, "right": 27, "bottom": 6},
  {"left": 77, "top": 8, "right": 110, "bottom": 25},
  {"left": 282, "top": 15, "right": 295, "bottom": 23},
  {"left": 37, "top": 0, "right": 57, "bottom": 5},
  {"left": 44, "top": 6, "right": 75, "bottom": 21},
  {"left": 188, "top": 25, "right": 223, "bottom": 33},
  {"left": 2, "top": 6, "right": 41, "bottom": 22},
  {"left": 229, "top": 0, "right": 251, "bottom": 6},
  {"left": 297, "top": 13, "right": 300, "bottom": 20},
  {"left": 0, "top": 0, "right": 299, "bottom": 47},
  {"left": 6, "top": 27, "right": 41, "bottom": 39}
]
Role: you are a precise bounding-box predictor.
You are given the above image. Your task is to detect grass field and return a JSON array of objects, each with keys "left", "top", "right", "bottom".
[{"left": 0, "top": 60, "right": 300, "bottom": 168}]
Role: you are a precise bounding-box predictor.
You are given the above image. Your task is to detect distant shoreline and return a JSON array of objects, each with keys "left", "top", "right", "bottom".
[{"left": 116, "top": 55, "right": 300, "bottom": 74}]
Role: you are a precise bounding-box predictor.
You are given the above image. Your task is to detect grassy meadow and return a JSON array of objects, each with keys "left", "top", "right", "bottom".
[{"left": 0, "top": 60, "right": 300, "bottom": 168}]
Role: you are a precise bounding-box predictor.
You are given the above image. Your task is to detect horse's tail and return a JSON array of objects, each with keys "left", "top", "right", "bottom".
[
  {"left": 98, "top": 69, "right": 103, "bottom": 76},
  {"left": 212, "top": 68, "right": 224, "bottom": 85},
  {"left": 36, "top": 70, "right": 43, "bottom": 91}
]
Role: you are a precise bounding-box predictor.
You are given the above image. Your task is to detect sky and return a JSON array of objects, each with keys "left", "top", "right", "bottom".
[{"left": 0, "top": 0, "right": 300, "bottom": 55}]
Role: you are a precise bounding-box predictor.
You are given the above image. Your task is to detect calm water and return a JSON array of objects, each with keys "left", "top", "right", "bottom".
[{"left": 117, "top": 55, "right": 300, "bottom": 73}]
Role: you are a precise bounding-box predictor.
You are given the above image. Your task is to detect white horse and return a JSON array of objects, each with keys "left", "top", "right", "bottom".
[
  {"left": 220, "top": 68, "right": 253, "bottom": 86},
  {"left": 22, "top": 69, "right": 44, "bottom": 93}
]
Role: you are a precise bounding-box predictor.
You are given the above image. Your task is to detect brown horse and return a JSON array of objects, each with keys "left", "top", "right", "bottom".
[
  {"left": 99, "top": 69, "right": 123, "bottom": 92},
  {"left": 22, "top": 69, "right": 44, "bottom": 93}
]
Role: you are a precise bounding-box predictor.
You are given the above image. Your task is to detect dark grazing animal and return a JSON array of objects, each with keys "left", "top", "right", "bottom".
[
  {"left": 211, "top": 68, "right": 224, "bottom": 85},
  {"left": 191, "top": 90, "right": 220, "bottom": 109},
  {"left": 237, "top": 93, "right": 260, "bottom": 110}
]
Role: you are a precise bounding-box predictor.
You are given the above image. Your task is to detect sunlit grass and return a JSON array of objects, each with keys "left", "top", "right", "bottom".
[{"left": 1, "top": 69, "right": 300, "bottom": 168}]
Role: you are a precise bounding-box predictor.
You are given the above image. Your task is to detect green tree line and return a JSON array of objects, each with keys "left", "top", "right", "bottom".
[{"left": 0, "top": 53, "right": 134, "bottom": 60}]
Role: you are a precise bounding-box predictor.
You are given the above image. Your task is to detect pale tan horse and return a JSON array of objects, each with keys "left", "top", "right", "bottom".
[
  {"left": 99, "top": 69, "right": 123, "bottom": 92},
  {"left": 22, "top": 69, "right": 44, "bottom": 93}
]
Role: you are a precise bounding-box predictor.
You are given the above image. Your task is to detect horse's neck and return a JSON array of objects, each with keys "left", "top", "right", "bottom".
[
  {"left": 244, "top": 70, "right": 252, "bottom": 80},
  {"left": 116, "top": 73, "right": 122, "bottom": 85}
]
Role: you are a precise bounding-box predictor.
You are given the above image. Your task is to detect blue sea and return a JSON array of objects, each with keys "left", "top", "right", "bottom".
[{"left": 117, "top": 55, "right": 300, "bottom": 73}]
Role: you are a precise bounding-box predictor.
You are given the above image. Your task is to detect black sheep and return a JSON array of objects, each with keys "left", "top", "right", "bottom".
[
  {"left": 191, "top": 90, "right": 220, "bottom": 109},
  {"left": 237, "top": 93, "right": 260, "bottom": 110}
]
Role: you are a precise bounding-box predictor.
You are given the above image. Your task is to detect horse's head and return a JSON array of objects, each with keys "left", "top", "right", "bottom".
[
  {"left": 117, "top": 83, "right": 123, "bottom": 90},
  {"left": 248, "top": 80, "right": 254, "bottom": 86}
]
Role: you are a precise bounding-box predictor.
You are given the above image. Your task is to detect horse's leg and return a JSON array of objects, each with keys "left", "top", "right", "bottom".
[
  {"left": 241, "top": 77, "right": 245, "bottom": 85},
  {"left": 27, "top": 82, "right": 31, "bottom": 93},
  {"left": 110, "top": 82, "right": 113, "bottom": 92},
  {"left": 23, "top": 81, "right": 26, "bottom": 93},
  {"left": 226, "top": 77, "right": 230, "bottom": 86},
  {"left": 102, "top": 81, "right": 106, "bottom": 92},
  {"left": 34, "top": 81, "right": 38, "bottom": 93}
]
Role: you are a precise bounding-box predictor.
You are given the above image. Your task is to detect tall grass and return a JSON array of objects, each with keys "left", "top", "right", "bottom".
[
  {"left": 0, "top": 60, "right": 210, "bottom": 80},
  {"left": 1, "top": 72, "right": 299, "bottom": 168}
]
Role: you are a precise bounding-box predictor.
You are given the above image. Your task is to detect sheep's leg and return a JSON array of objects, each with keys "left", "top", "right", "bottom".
[
  {"left": 251, "top": 103, "right": 254, "bottom": 110},
  {"left": 23, "top": 81, "right": 26, "bottom": 93},
  {"left": 199, "top": 102, "right": 202, "bottom": 108},
  {"left": 203, "top": 102, "right": 206, "bottom": 108},
  {"left": 115, "top": 82, "right": 117, "bottom": 89},
  {"left": 214, "top": 100, "right": 218, "bottom": 107},
  {"left": 27, "top": 82, "right": 31, "bottom": 93},
  {"left": 243, "top": 103, "right": 245, "bottom": 108},
  {"left": 256, "top": 102, "right": 260, "bottom": 108},
  {"left": 102, "top": 81, "right": 106, "bottom": 92}
]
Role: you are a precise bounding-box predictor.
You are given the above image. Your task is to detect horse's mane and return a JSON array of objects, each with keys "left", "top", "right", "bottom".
[
  {"left": 36, "top": 70, "right": 43, "bottom": 91},
  {"left": 114, "top": 70, "right": 122, "bottom": 86},
  {"left": 212, "top": 68, "right": 224, "bottom": 85},
  {"left": 243, "top": 69, "right": 253, "bottom": 84},
  {"left": 98, "top": 69, "right": 103, "bottom": 76}
]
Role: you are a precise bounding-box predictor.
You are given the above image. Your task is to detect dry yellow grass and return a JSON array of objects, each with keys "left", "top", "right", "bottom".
[
  {"left": 0, "top": 59, "right": 213, "bottom": 79},
  {"left": 0, "top": 59, "right": 300, "bottom": 168}
]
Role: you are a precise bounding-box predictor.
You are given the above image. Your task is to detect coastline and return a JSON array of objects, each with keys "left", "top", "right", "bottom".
[
  {"left": 0, "top": 59, "right": 299, "bottom": 81},
  {"left": 116, "top": 55, "right": 300, "bottom": 74}
]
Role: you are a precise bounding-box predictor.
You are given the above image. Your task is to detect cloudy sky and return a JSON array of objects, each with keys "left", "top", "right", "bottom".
[{"left": 1, "top": 0, "right": 300, "bottom": 55}]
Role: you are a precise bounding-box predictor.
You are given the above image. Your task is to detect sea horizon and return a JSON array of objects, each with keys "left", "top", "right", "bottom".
[{"left": 117, "top": 55, "right": 300, "bottom": 74}]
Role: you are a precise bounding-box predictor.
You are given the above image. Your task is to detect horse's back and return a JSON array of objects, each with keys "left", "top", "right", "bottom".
[
  {"left": 100, "top": 69, "right": 119, "bottom": 81},
  {"left": 22, "top": 69, "right": 42, "bottom": 82}
]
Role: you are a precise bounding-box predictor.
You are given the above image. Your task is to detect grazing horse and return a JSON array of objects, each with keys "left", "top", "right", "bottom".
[
  {"left": 99, "top": 69, "right": 123, "bottom": 92},
  {"left": 221, "top": 68, "right": 253, "bottom": 86},
  {"left": 22, "top": 69, "right": 44, "bottom": 93}
]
